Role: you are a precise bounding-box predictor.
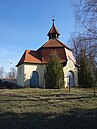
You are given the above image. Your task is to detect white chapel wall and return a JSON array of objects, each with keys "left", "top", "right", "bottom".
[
  {"left": 63, "top": 59, "right": 78, "bottom": 88},
  {"left": 24, "top": 64, "right": 46, "bottom": 87},
  {"left": 17, "top": 64, "right": 24, "bottom": 87},
  {"left": 17, "top": 61, "right": 78, "bottom": 88},
  {"left": 63, "top": 48, "right": 78, "bottom": 87}
]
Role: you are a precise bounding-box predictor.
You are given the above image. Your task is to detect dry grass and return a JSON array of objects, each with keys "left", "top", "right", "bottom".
[{"left": 0, "top": 87, "right": 97, "bottom": 129}]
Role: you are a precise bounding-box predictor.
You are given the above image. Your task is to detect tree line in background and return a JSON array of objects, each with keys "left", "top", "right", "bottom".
[
  {"left": 71, "top": 0, "right": 97, "bottom": 87},
  {"left": 0, "top": 67, "right": 17, "bottom": 79}
]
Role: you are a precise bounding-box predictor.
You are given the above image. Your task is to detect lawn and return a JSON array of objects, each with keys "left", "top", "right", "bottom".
[{"left": 0, "top": 87, "right": 97, "bottom": 129}]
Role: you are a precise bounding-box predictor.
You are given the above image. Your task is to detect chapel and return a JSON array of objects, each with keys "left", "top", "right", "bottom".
[{"left": 16, "top": 19, "right": 78, "bottom": 88}]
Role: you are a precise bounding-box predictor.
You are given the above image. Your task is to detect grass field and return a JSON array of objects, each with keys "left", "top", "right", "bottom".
[{"left": 0, "top": 87, "right": 97, "bottom": 129}]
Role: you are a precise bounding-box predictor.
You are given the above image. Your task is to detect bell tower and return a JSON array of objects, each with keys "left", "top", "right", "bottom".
[{"left": 47, "top": 19, "right": 60, "bottom": 40}]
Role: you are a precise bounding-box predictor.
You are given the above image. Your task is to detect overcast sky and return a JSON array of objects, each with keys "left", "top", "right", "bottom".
[{"left": 0, "top": 0, "right": 74, "bottom": 73}]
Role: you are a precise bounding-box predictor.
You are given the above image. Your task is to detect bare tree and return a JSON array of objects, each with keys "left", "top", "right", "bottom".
[
  {"left": 71, "top": 34, "right": 96, "bottom": 63},
  {"left": 0, "top": 67, "right": 4, "bottom": 79},
  {"left": 8, "top": 67, "right": 17, "bottom": 79},
  {"left": 71, "top": 0, "right": 97, "bottom": 56},
  {"left": 71, "top": 34, "right": 96, "bottom": 87},
  {"left": 71, "top": 0, "right": 97, "bottom": 37},
  {"left": 70, "top": 0, "right": 97, "bottom": 85}
]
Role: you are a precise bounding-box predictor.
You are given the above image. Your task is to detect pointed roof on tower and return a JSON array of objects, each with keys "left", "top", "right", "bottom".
[{"left": 47, "top": 19, "right": 60, "bottom": 39}]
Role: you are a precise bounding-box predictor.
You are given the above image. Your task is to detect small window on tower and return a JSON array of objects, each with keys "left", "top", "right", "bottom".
[{"left": 51, "top": 34, "right": 56, "bottom": 39}]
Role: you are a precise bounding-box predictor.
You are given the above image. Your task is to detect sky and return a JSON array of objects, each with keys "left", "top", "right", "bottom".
[{"left": 0, "top": 0, "right": 75, "bottom": 74}]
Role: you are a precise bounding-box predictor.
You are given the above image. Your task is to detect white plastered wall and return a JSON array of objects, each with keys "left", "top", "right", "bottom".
[
  {"left": 63, "top": 48, "right": 78, "bottom": 87},
  {"left": 24, "top": 64, "right": 46, "bottom": 87},
  {"left": 63, "top": 60, "right": 78, "bottom": 87},
  {"left": 17, "top": 54, "right": 78, "bottom": 88},
  {"left": 17, "top": 62, "right": 78, "bottom": 88},
  {"left": 17, "top": 64, "right": 24, "bottom": 87}
]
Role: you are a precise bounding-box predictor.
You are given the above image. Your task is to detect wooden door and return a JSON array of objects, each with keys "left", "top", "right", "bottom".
[{"left": 30, "top": 71, "right": 39, "bottom": 88}]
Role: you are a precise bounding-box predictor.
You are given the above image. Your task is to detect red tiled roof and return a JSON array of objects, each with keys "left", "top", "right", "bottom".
[
  {"left": 16, "top": 39, "right": 73, "bottom": 66},
  {"left": 43, "top": 39, "right": 63, "bottom": 47},
  {"left": 38, "top": 39, "right": 72, "bottom": 50},
  {"left": 47, "top": 24, "right": 60, "bottom": 36},
  {"left": 16, "top": 50, "right": 41, "bottom": 66},
  {"left": 38, "top": 47, "right": 67, "bottom": 63}
]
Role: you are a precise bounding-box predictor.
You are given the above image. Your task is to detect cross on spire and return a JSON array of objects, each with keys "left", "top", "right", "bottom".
[{"left": 52, "top": 17, "right": 55, "bottom": 26}]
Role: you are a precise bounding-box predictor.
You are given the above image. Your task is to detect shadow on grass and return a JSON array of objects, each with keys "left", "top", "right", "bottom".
[
  {"left": 0, "top": 94, "right": 96, "bottom": 103},
  {"left": 0, "top": 108, "right": 97, "bottom": 129}
]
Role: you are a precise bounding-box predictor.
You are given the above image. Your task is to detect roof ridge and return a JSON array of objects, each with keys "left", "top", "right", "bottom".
[
  {"left": 37, "top": 39, "right": 72, "bottom": 50},
  {"left": 56, "top": 39, "right": 72, "bottom": 51}
]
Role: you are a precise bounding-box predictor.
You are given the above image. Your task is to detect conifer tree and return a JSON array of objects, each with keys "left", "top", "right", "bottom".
[
  {"left": 45, "top": 50, "right": 64, "bottom": 89},
  {"left": 78, "top": 50, "right": 95, "bottom": 87}
]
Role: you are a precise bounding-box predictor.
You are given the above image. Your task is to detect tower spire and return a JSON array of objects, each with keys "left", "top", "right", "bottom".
[
  {"left": 52, "top": 18, "right": 55, "bottom": 26},
  {"left": 47, "top": 19, "right": 60, "bottom": 40}
]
